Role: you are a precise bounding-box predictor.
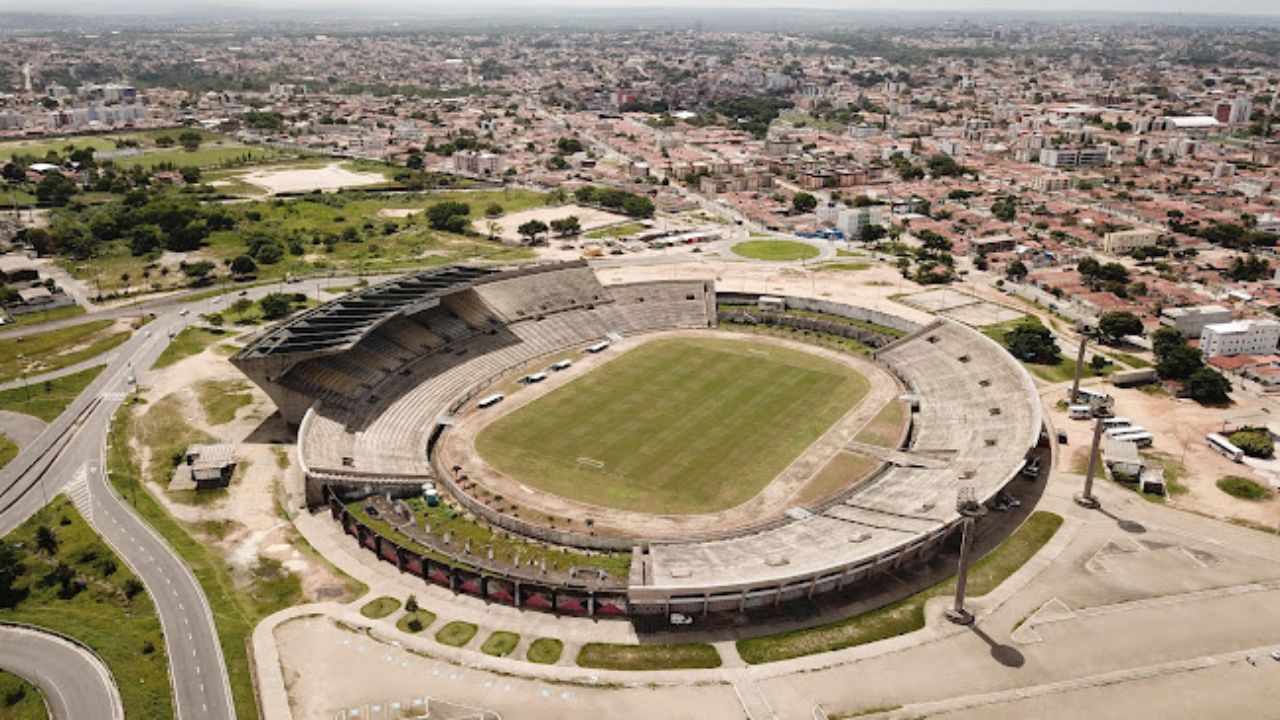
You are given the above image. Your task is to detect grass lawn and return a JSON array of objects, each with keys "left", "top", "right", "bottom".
[
  {"left": 731, "top": 240, "right": 820, "bottom": 261},
  {"left": 853, "top": 398, "right": 906, "bottom": 448},
  {"left": 816, "top": 261, "right": 872, "bottom": 272},
  {"left": 395, "top": 609, "right": 437, "bottom": 634},
  {"left": 1217, "top": 475, "right": 1274, "bottom": 501},
  {"left": 195, "top": 380, "right": 254, "bottom": 425},
  {"left": 132, "top": 394, "right": 214, "bottom": 487},
  {"left": 480, "top": 631, "right": 521, "bottom": 657},
  {"left": 0, "top": 670, "right": 45, "bottom": 720},
  {"left": 359, "top": 596, "right": 401, "bottom": 619},
  {"left": 737, "top": 511, "right": 1064, "bottom": 664},
  {"left": 0, "top": 496, "right": 172, "bottom": 718},
  {"left": 107, "top": 401, "right": 300, "bottom": 720},
  {"left": 0, "top": 434, "right": 18, "bottom": 471},
  {"left": 980, "top": 316, "right": 1109, "bottom": 384},
  {"left": 153, "top": 327, "right": 230, "bottom": 369},
  {"left": 477, "top": 337, "right": 868, "bottom": 514},
  {"left": 348, "top": 497, "right": 630, "bottom": 577},
  {"left": 526, "top": 638, "right": 564, "bottom": 665},
  {"left": 576, "top": 642, "right": 721, "bottom": 670},
  {"left": 435, "top": 621, "right": 478, "bottom": 648},
  {"left": 3, "top": 304, "right": 86, "bottom": 328},
  {"left": 0, "top": 365, "right": 105, "bottom": 422},
  {"left": 0, "top": 320, "right": 129, "bottom": 383}
]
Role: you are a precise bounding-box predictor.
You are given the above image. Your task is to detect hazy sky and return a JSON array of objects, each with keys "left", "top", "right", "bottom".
[{"left": 3, "top": 0, "right": 1279, "bottom": 15}]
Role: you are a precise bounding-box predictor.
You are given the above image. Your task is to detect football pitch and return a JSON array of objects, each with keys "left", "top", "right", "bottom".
[{"left": 474, "top": 337, "right": 869, "bottom": 514}]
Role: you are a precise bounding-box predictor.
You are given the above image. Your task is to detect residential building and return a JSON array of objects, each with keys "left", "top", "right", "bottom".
[
  {"left": 1161, "top": 305, "right": 1233, "bottom": 339},
  {"left": 1200, "top": 319, "right": 1280, "bottom": 358},
  {"left": 1102, "top": 228, "right": 1160, "bottom": 255}
]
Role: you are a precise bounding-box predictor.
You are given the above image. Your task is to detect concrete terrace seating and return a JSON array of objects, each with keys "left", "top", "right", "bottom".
[
  {"left": 637, "top": 318, "right": 1040, "bottom": 602},
  {"left": 301, "top": 287, "right": 717, "bottom": 477},
  {"left": 472, "top": 265, "right": 608, "bottom": 321}
]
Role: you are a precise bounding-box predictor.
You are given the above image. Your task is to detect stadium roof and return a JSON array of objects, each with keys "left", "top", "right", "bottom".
[{"left": 235, "top": 264, "right": 499, "bottom": 360}]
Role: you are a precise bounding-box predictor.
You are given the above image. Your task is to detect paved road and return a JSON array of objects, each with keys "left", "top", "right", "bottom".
[
  {"left": 0, "top": 274, "right": 387, "bottom": 720},
  {"left": 0, "top": 625, "right": 123, "bottom": 720}
]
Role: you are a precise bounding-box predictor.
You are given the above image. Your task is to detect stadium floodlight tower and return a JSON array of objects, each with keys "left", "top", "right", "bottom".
[
  {"left": 945, "top": 486, "right": 987, "bottom": 626},
  {"left": 1075, "top": 415, "right": 1105, "bottom": 508}
]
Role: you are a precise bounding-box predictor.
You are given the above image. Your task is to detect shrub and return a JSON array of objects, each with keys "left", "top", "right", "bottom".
[
  {"left": 1217, "top": 475, "right": 1273, "bottom": 501},
  {"left": 1229, "top": 429, "right": 1274, "bottom": 459}
]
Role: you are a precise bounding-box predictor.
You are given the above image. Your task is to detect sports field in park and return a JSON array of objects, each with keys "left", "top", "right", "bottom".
[{"left": 475, "top": 337, "right": 869, "bottom": 514}]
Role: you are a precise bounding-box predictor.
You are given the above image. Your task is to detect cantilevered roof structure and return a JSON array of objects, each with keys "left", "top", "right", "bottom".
[{"left": 236, "top": 265, "right": 500, "bottom": 361}]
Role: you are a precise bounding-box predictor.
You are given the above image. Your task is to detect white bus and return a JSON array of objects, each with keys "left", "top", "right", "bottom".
[
  {"left": 550, "top": 359, "right": 573, "bottom": 371},
  {"left": 1105, "top": 425, "right": 1146, "bottom": 438},
  {"left": 1102, "top": 417, "right": 1132, "bottom": 430},
  {"left": 518, "top": 372, "right": 547, "bottom": 384},
  {"left": 1068, "top": 404, "right": 1093, "bottom": 420},
  {"left": 584, "top": 340, "right": 611, "bottom": 354},
  {"left": 1110, "top": 430, "right": 1153, "bottom": 448},
  {"left": 477, "top": 393, "right": 504, "bottom": 409},
  {"left": 1206, "top": 433, "right": 1244, "bottom": 462}
]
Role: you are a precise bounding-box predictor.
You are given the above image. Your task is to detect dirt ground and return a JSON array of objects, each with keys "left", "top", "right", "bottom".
[
  {"left": 238, "top": 162, "right": 386, "bottom": 194},
  {"left": 476, "top": 204, "right": 629, "bottom": 243},
  {"left": 1047, "top": 380, "right": 1280, "bottom": 529},
  {"left": 135, "top": 329, "right": 356, "bottom": 601}
]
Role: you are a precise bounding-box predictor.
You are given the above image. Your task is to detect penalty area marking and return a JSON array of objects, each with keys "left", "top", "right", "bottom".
[{"left": 577, "top": 457, "right": 605, "bottom": 469}]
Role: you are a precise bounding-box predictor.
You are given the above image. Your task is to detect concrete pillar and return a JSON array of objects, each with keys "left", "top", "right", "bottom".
[
  {"left": 1077, "top": 416, "right": 1105, "bottom": 508},
  {"left": 1070, "top": 334, "right": 1089, "bottom": 405}
]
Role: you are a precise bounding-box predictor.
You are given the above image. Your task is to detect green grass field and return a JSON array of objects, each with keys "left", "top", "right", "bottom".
[
  {"left": 0, "top": 670, "right": 45, "bottom": 720},
  {"left": 0, "top": 496, "right": 173, "bottom": 718},
  {"left": 576, "top": 642, "right": 721, "bottom": 670},
  {"left": 0, "top": 365, "right": 105, "bottom": 422},
  {"left": 731, "top": 240, "right": 820, "bottom": 261},
  {"left": 526, "top": 638, "right": 564, "bottom": 664},
  {"left": 476, "top": 338, "right": 868, "bottom": 514},
  {"left": 153, "top": 327, "right": 230, "bottom": 369},
  {"left": 0, "top": 320, "right": 128, "bottom": 383}
]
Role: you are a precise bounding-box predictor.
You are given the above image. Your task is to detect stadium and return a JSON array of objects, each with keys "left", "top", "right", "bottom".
[{"left": 232, "top": 261, "right": 1042, "bottom": 621}]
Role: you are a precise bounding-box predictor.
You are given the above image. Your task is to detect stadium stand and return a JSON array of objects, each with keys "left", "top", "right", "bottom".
[{"left": 237, "top": 264, "right": 1040, "bottom": 618}]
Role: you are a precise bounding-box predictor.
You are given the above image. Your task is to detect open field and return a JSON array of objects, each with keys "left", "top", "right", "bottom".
[
  {"left": 0, "top": 365, "right": 104, "bottom": 422},
  {"left": 59, "top": 188, "right": 542, "bottom": 294},
  {"left": 237, "top": 161, "right": 387, "bottom": 194},
  {"left": 0, "top": 670, "right": 45, "bottom": 719},
  {"left": 731, "top": 239, "right": 820, "bottom": 261},
  {"left": 0, "top": 496, "right": 172, "bottom": 718},
  {"left": 0, "top": 319, "right": 128, "bottom": 383},
  {"left": 476, "top": 337, "right": 869, "bottom": 514},
  {"left": 0, "top": 129, "right": 284, "bottom": 169},
  {"left": 477, "top": 204, "right": 630, "bottom": 242}
]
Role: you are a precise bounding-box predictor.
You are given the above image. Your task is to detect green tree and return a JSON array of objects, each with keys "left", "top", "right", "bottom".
[
  {"left": 517, "top": 219, "right": 549, "bottom": 244},
  {"left": 1156, "top": 341, "right": 1203, "bottom": 381},
  {"left": 1003, "top": 321, "right": 1060, "bottom": 364},
  {"left": 259, "top": 293, "right": 293, "bottom": 320},
  {"left": 35, "top": 172, "right": 75, "bottom": 207},
  {"left": 1097, "top": 311, "right": 1144, "bottom": 344},
  {"left": 549, "top": 216, "right": 581, "bottom": 237},
  {"left": 1150, "top": 327, "right": 1185, "bottom": 359},
  {"left": 0, "top": 539, "right": 25, "bottom": 603},
  {"left": 230, "top": 255, "right": 258, "bottom": 276},
  {"left": 1228, "top": 429, "right": 1274, "bottom": 459},
  {"left": 178, "top": 131, "right": 203, "bottom": 151},
  {"left": 1184, "top": 367, "right": 1231, "bottom": 404},
  {"left": 1005, "top": 259, "right": 1028, "bottom": 282},
  {"left": 34, "top": 525, "right": 58, "bottom": 555},
  {"left": 425, "top": 201, "right": 471, "bottom": 232},
  {"left": 791, "top": 191, "right": 818, "bottom": 214}
]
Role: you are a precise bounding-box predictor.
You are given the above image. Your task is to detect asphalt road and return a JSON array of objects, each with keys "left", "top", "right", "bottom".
[
  {"left": 0, "top": 625, "right": 123, "bottom": 720},
  {"left": 0, "top": 275, "right": 385, "bottom": 720}
]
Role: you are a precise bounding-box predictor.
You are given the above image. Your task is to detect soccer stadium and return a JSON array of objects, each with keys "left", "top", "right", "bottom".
[{"left": 232, "top": 261, "right": 1042, "bottom": 621}]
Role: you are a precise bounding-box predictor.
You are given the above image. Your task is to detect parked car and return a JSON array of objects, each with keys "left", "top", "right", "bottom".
[
  {"left": 669, "top": 613, "right": 693, "bottom": 626},
  {"left": 1022, "top": 459, "right": 1040, "bottom": 478}
]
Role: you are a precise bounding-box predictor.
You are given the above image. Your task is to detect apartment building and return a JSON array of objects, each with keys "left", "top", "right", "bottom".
[
  {"left": 1201, "top": 319, "right": 1280, "bottom": 358},
  {"left": 1161, "top": 305, "right": 1232, "bottom": 339},
  {"left": 1102, "top": 228, "right": 1160, "bottom": 255}
]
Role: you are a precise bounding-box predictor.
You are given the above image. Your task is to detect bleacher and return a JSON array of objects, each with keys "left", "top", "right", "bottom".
[
  {"left": 635, "top": 318, "right": 1041, "bottom": 605},
  {"left": 472, "top": 264, "right": 608, "bottom": 321}
]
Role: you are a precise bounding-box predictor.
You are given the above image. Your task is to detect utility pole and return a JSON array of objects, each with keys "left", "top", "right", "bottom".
[
  {"left": 1076, "top": 416, "right": 1105, "bottom": 508},
  {"left": 946, "top": 487, "right": 987, "bottom": 625},
  {"left": 1069, "top": 333, "right": 1089, "bottom": 405}
]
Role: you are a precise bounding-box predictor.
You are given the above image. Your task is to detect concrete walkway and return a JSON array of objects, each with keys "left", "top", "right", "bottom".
[{"left": 0, "top": 353, "right": 115, "bottom": 392}]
